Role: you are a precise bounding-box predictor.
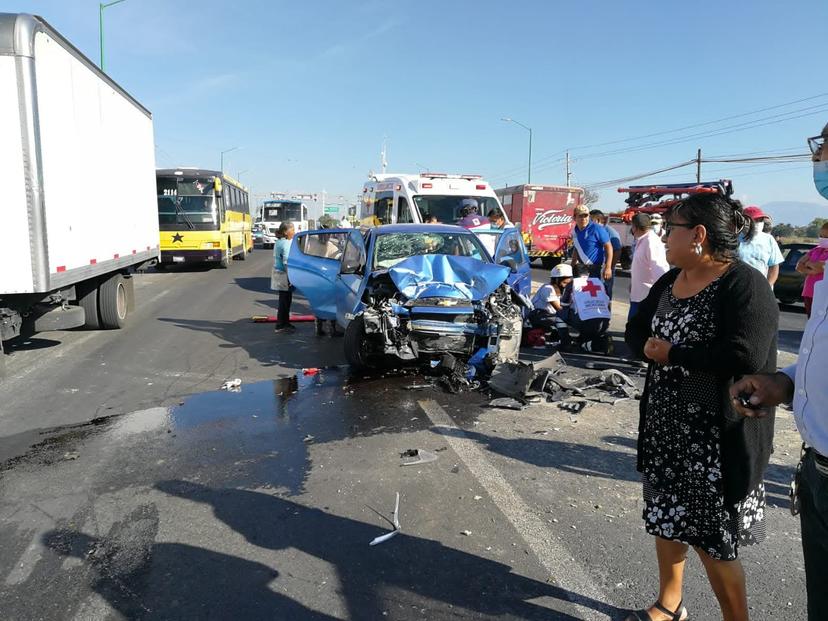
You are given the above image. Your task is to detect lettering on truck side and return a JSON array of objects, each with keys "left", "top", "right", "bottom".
[{"left": 531, "top": 210, "right": 572, "bottom": 231}]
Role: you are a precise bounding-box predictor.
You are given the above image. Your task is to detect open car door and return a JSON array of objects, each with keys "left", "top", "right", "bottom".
[
  {"left": 287, "top": 230, "right": 351, "bottom": 320},
  {"left": 493, "top": 227, "right": 532, "bottom": 296},
  {"left": 335, "top": 230, "right": 369, "bottom": 327}
]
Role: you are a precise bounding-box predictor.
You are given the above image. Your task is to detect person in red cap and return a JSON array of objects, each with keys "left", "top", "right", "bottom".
[{"left": 737, "top": 205, "right": 784, "bottom": 285}]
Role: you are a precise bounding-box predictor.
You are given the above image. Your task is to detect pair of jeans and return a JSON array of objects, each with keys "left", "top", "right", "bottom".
[
  {"left": 276, "top": 289, "right": 293, "bottom": 327},
  {"left": 801, "top": 449, "right": 828, "bottom": 620}
]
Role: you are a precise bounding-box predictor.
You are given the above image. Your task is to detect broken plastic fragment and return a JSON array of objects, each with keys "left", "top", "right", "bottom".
[
  {"left": 460, "top": 530, "right": 472, "bottom": 536},
  {"left": 302, "top": 434, "right": 315, "bottom": 443},
  {"left": 400, "top": 448, "right": 438, "bottom": 466},
  {"left": 369, "top": 492, "right": 401, "bottom": 546},
  {"left": 220, "top": 378, "right": 242, "bottom": 392},
  {"left": 488, "top": 397, "right": 526, "bottom": 411}
]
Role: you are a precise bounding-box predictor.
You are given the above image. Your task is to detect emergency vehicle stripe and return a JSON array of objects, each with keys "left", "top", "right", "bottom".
[
  {"left": 56, "top": 266, "right": 66, "bottom": 272},
  {"left": 89, "top": 259, "right": 97, "bottom": 265}
]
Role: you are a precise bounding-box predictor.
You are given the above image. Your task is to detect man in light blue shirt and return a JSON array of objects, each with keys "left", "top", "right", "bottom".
[
  {"left": 731, "top": 121, "right": 828, "bottom": 620},
  {"left": 737, "top": 205, "right": 784, "bottom": 285}
]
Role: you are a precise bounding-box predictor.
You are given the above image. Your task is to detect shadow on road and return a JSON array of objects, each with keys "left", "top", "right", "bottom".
[
  {"left": 135, "top": 481, "right": 623, "bottom": 620},
  {"left": 437, "top": 428, "right": 639, "bottom": 483},
  {"left": 234, "top": 276, "right": 272, "bottom": 294},
  {"left": 156, "top": 314, "right": 346, "bottom": 369}
]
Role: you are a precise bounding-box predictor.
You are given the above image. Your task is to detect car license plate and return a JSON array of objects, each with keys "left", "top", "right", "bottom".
[{"left": 172, "top": 256, "right": 185, "bottom": 263}]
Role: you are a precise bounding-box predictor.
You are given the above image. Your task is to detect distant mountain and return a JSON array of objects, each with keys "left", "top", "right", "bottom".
[{"left": 761, "top": 201, "right": 827, "bottom": 226}]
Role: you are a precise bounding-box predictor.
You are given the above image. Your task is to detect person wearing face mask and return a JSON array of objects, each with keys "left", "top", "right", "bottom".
[
  {"left": 730, "top": 121, "right": 828, "bottom": 621},
  {"left": 797, "top": 221, "right": 828, "bottom": 317},
  {"left": 737, "top": 205, "right": 784, "bottom": 286},
  {"left": 650, "top": 213, "right": 664, "bottom": 237}
]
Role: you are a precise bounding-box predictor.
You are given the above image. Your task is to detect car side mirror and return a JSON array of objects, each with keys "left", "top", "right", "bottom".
[{"left": 499, "top": 256, "right": 518, "bottom": 273}]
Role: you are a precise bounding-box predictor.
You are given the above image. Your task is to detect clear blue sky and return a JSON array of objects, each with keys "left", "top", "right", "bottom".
[{"left": 10, "top": 0, "right": 828, "bottom": 221}]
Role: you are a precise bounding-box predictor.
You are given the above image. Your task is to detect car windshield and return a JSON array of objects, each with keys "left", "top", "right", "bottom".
[
  {"left": 413, "top": 195, "right": 503, "bottom": 224},
  {"left": 373, "top": 232, "right": 487, "bottom": 269}
]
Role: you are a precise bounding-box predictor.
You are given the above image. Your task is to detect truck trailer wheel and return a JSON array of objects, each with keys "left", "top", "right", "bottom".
[
  {"left": 99, "top": 274, "right": 129, "bottom": 329},
  {"left": 77, "top": 280, "right": 102, "bottom": 329}
]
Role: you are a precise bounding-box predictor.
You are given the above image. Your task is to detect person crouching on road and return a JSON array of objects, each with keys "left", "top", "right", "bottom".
[
  {"left": 271, "top": 222, "right": 296, "bottom": 333},
  {"left": 624, "top": 193, "right": 779, "bottom": 621},
  {"left": 628, "top": 213, "right": 669, "bottom": 319},
  {"left": 529, "top": 263, "right": 573, "bottom": 347}
]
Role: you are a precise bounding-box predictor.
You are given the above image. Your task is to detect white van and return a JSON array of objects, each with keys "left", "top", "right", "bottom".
[{"left": 359, "top": 173, "right": 511, "bottom": 227}]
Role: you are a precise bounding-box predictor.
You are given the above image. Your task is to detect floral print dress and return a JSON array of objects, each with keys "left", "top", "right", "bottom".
[{"left": 640, "top": 278, "right": 765, "bottom": 560}]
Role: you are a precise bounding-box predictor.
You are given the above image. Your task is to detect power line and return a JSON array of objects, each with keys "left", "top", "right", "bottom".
[{"left": 485, "top": 92, "right": 828, "bottom": 182}]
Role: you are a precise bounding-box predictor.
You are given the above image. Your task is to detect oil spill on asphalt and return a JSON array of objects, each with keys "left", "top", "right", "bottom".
[{"left": 0, "top": 366, "right": 488, "bottom": 492}]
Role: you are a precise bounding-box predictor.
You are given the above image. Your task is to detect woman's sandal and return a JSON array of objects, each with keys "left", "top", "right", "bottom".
[{"left": 624, "top": 599, "right": 689, "bottom": 621}]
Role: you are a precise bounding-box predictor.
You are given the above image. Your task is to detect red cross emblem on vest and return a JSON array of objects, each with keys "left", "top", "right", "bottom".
[{"left": 581, "top": 280, "right": 602, "bottom": 297}]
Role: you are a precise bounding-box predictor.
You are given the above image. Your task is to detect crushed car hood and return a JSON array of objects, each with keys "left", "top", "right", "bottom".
[{"left": 387, "top": 255, "right": 510, "bottom": 301}]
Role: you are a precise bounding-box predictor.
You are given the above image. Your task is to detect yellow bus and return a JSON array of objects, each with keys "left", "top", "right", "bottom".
[{"left": 156, "top": 168, "right": 253, "bottom": 268}]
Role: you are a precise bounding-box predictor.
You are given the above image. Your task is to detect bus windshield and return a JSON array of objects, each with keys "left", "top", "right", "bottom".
[
  {"left": 263, "top": 203, "right": 303, "bottom": 222},
  {"left": 412, "top": 195, "right": 502, "bottom": 224},
  {"left": 157, "top": 176, "right": 218, "bottom": 229}
]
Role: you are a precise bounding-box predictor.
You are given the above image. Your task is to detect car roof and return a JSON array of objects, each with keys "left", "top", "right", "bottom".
[{"left": 371, "top": 223, "right": 475, "bottom": 235}]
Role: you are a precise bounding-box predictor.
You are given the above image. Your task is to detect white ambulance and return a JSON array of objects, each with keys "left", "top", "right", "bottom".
[{"left": 359, "top": 173, "right": 510, "bottom": 228}]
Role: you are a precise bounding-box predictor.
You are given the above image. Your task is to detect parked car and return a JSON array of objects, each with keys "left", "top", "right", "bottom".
[
  {"left": 288, "top": 224, "right": 530, "bottom": 367},
  {"left": 253, "top": 223, "right": 264, "bottom": 247},
  {"left": 774, "top": 242, "right": 816, "bottom": 305}
]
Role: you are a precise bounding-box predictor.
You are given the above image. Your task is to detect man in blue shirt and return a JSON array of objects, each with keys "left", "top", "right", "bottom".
[
  {"left": 731, "top": 121, "right": 828, "bottom": 620},
  {"left": 590, "top": 209, "right": 622, "bottom": 299},
  {"left": 571, "top": 204, "right": 613, "bottom": 293}
]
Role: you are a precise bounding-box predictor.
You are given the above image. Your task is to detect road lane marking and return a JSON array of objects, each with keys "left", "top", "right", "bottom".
[{"left": 418, "top": 398, "right": 611, "bottom": 621}]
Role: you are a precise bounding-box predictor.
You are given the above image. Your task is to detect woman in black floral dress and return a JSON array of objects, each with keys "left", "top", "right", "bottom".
[{"left": 625, "top": 193, "right": 779, "bottom": 621}]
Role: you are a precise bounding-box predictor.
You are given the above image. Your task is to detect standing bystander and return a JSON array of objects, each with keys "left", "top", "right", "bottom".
[
  {"left": 590, "top": 210, "right": 622, "bottom": 299},
  {"left": 730, "top": 121, "right": 828, "bottom": 621},
  {"left": 796, "top": 221, "right": 828, "bottom": 317},
  {"left": 737, "top": 205, "right": 784, "bottom": 286},
  {"left": 571, "top": 205, "right": 613, "bottom": 293},
  {"left": 625, "top": 193, "right": 778, "bottom": 621},
  {"left": 271, "top": 222, "right": 296, "bottom": 333},
  {"left": 628, "top": 213, "right": 670, "bottom": 319}
]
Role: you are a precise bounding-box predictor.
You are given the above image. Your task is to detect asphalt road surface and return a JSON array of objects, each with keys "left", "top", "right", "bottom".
[{"left": 0, "top": 250, "right": 809, "bottom": 620}]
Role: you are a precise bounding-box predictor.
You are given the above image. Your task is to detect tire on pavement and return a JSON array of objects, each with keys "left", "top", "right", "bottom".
[
  {"left": 76, "top": 279, "right": 102, "bottom": 329},
  {"left": 98, "top": 273, "right": 129, "bottom": 329},
  {"left": 344, "top": 315, "right": 371, "bottom": 368}
]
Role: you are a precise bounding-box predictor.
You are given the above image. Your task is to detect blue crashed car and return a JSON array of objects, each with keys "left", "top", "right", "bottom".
[{"left": 288, "top": 224, "right": 530, "bottom": 367}]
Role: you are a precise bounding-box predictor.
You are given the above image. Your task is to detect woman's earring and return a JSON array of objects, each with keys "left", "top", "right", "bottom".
[{"left": 693, "top": 242, "right": 703, "bottom": 256}]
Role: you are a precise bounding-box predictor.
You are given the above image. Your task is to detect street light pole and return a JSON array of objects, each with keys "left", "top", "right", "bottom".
[
  {"left": 220, "top": 146, "right": 240, "bottom": 173},
  {"left": 99, "top": 0, "right": 128, "bottom": 72},
  {"left": 501, "top": 117, "right": 533, "bottom": 184}
]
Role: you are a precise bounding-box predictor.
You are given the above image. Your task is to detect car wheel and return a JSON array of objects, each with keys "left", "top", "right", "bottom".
[
  {"left": 344, "top": 316, "right": 370, "bottom": 368},
  {"left": 777, "top": 297, "right": 797, "bottom": 306}
]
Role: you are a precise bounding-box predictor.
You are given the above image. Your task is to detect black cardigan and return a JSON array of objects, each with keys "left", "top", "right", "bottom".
[{"left": 624, "top": 261, "right": 779, "bottom": 505}]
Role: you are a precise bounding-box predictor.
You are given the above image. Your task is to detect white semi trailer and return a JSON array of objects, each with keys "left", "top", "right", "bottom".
[{"left": 0, "top": 13, "right": 159, "bottom": 364}]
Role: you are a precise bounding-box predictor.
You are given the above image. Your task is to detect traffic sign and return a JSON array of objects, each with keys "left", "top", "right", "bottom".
[{"left": 324, "top": 207, "right": 339, "bottom": 214}]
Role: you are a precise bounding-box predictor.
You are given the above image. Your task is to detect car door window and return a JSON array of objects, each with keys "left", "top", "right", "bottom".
[
  {"left": 495, "top": 230, "right": 523, "bottom": 264},
  {"left": 340, "top": 232, "right": 367, "bottom": 274},
  {"left": 299, "top": 232, "right": 348, "bottom": 260}
]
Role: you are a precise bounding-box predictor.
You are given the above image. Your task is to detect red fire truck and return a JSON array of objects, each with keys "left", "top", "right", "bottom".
[{"left": 495, "top": 184, "right": 584, "bottom": 269}]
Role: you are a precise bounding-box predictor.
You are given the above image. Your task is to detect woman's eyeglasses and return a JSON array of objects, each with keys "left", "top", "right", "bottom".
[
  {"left": 664, "top": 222, "right": 695, "bottom": 236},
  {"left": 808, "top": 135, "right": 825, "bottom": 157}
]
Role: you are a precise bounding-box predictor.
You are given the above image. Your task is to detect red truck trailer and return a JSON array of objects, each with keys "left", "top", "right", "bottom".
[{"left": 495, "top": 184, "right": 583, "bottom": 269}]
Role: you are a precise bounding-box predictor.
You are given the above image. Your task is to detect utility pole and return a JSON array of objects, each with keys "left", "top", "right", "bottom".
[
  {"left": 99, "top": 0, "right": 128, "bottom": 72},
  {"left": 501, "top": 118, "right": 532, "bottom": 184},
  {"left": 696, "top": 148, "right": 702, "bottom": 183},
  {"left": 565, "top": 151, "right": 572, "bottom": 187}
]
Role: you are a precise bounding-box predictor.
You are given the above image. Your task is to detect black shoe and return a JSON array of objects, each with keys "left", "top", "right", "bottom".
[{"left": 274, "top": 324, "right": 296, "bottom": 333}]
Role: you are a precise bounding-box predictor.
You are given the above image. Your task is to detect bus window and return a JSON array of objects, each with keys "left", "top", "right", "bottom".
[{"left": 397, "top": 197, "right": 413, "bottom": 223}]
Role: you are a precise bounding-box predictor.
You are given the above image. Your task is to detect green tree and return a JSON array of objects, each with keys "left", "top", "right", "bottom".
[
  {"left": 804, "top": 217, "right": 827, "bottom": 239},
  {"left": 771, "top": 223, "right": 795, "bottom": 238},
  {"left": 318, "top": 214, "right": 338, "bottom": 229}
]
